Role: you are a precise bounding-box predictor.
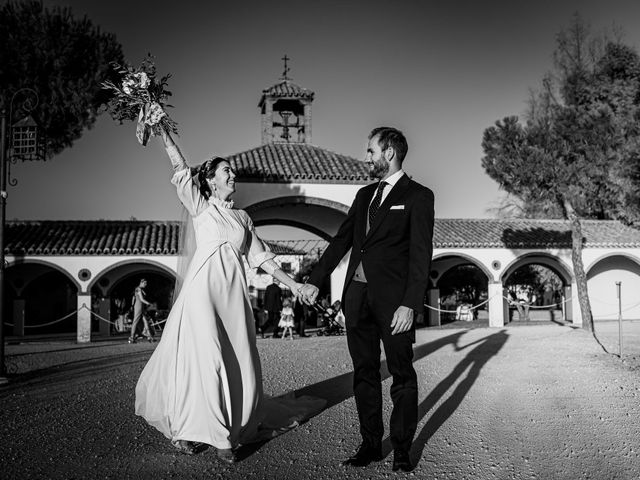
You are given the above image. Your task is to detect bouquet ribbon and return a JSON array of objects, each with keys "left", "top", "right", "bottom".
[{"left": 136, "top": 105, "right": 152, "bottom": 146}]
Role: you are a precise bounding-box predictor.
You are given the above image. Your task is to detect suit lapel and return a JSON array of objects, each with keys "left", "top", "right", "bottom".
[{"left": 365, "top": 174, "right": 411, "bottom": 242}]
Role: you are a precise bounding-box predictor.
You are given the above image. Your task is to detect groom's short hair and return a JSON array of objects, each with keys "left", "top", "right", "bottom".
[{"left": 369, "top": 127, "right": 408, "bottom": 164}]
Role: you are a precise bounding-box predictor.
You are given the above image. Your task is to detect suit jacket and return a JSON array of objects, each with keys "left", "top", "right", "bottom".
[
  {"left": 263, "top": 283, "right": 283, "bottom": 312},
  {"left": 308, "top": 174, "right": 434, "bottom": 314}
]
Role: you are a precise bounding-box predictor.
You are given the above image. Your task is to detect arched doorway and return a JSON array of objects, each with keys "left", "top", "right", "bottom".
[
  {"left": 90, "top": 261, "right": 177, "bottom": 336},
  {"left": 431, "top": 255, "right": 492, "bottom": 325},
  {"left": 6, "top": 262, "right": 79, "bottom": 336},
  {"left": 502, "top": 254, "right": 572, "bottom": 324}
]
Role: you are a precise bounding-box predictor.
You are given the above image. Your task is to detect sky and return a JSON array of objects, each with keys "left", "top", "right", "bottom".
[{"left": 10, "top": 0, "right": 640, "bottom": 235}]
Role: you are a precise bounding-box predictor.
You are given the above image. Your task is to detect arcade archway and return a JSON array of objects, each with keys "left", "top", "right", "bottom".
[
  {"left": 502, "top": 253, "right": 572, "bottom": 323},
  {"left": 6, "top": 261, "right": 79, "bottom": 336}
]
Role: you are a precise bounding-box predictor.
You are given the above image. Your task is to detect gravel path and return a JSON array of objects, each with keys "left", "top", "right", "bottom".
[{"left": 2, "top": 323, "right": 640, "bottom": 479}]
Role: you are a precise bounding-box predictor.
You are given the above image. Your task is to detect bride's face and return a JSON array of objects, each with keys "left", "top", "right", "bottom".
[{"left": 208, "top": 161, "right": 236, "bottom": 199}]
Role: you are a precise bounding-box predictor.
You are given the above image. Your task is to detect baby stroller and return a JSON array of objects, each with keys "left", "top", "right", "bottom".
[{"left": 314, "top": 302, "right": 345, "bottom": 336}]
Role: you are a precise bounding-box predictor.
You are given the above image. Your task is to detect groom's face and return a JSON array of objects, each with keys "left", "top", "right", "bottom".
[{"left": 365, "top": 135, "right": 390, "bottom": 179}]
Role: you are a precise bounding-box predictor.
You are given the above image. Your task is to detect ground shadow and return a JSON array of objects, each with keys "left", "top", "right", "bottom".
[
  {"left": 402, "top": 330, "right": 509, "bottom": 467},
  {"left": 0, "top": 349, "right": 152, "bottom": 393},
  {"left": 235, "top": 330, "right": 469, "bottom": 461}
]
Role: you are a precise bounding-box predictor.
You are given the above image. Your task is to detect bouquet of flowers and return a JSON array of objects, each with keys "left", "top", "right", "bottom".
[{"left": 102, "top": 54, "right": 178, "bottom": 146}]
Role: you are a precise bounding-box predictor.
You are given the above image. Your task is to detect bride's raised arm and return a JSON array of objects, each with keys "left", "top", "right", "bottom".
[
  {"left": 161, "top": 129, "right": 188, "bottom": 171},
  {"left": 161, "top": 130, "right": 207, "bottom": 217}
]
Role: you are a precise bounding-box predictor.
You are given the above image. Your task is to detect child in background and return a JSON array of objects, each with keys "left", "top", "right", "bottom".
[{"left": 278, "top": 297, "right": 295, "bottom": 340}]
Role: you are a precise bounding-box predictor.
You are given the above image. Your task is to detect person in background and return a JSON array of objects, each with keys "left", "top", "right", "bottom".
[
  {"left": 129, "top": 278, "right": 155, "bottom": 344},
  {"left": 263, "top": 278, "right": 283, "bottom": 338},
  {"left": 278, "top": 297, "right": 295, "bottom": 340}
]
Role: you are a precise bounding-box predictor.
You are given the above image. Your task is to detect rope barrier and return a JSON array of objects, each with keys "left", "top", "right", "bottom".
[
  {"left": 3, "top": 303, "right": 168, "bottom": 330},
  {"left": 502, "top": 296, "right": 574, "bottom": 309},
  {"left": 423, "top": 293, "right": 578, "bottom": 315},
  {"left": 423, "top": 292, "right": 500, "bottom": 314}
]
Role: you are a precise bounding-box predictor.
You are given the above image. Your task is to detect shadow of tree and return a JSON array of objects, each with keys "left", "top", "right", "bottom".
[
  {"left": 406, "top": 330, "right": 509, "bottom": 466},
  {"left": 501, "top": 227, "right": 574, "bottom": 249}
]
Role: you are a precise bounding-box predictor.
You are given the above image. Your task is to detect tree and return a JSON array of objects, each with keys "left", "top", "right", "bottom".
[
  {"left": 0, "top": 1, "right": 124, "bottom": 158},
  {"left": 481, "top": 16, "right": 640, "bottom": 332}
]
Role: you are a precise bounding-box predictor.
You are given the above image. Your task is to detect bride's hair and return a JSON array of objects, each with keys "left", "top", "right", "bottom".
[{"left": 197, "top": 157, "right": 228, "bottom": 199}]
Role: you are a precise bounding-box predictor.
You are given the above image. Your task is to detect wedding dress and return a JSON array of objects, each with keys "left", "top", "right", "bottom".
[{"left": 135, "top": 168, "right": 325, "bottom": 450}]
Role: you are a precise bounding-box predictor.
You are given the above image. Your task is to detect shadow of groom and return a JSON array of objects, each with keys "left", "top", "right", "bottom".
[
  {"left": 294, "top": 330, "right": 470, "bottom": 409},
  {"left": 404, "top": 330, "right": 509, "bottom": 466},
  {"left": 235, "top": 331, "right": 469, "bottom": 461}
]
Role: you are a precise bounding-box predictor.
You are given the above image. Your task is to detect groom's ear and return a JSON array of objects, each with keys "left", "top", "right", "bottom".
[{"left": 383, "top": 146, "right": 395, "bottom": 162}]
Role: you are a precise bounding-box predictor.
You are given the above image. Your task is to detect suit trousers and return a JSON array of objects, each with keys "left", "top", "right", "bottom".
[{"left": 343, "top": 280, "right": 418, "bottom": 452}]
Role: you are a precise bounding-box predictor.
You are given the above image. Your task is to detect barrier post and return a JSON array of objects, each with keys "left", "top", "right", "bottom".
[{"left": 616, "top": 281, "right": 622, "bottom": 357}]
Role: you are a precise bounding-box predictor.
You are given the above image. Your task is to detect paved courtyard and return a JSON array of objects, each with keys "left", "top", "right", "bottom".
[{"left": 2, "top": 321, "right": 640, "bottom": 479}]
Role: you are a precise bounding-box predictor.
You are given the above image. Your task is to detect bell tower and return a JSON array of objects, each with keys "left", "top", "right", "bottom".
[{"left": 259, "top": 55, "right": 315, "bottom": 144}]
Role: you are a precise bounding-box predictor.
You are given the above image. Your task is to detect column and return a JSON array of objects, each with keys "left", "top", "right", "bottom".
[
  {"left": 261, "top": 100, "right": 273, "bottom": 144},
  {"left": 488, "top": 281, "right": 505, "bottom": 328},
  {"left": 303, "top": 102, "right": 312, "bottom": 144},
  {"left": 77, "top": 294, "right": 92, "bottom": 343},
  {"left": 12, "top": 299, "right": 25, "bottom": 336},
  {"left": 426, "top": 288, "right": 440, "bottom": 327},
  {"left": 98, "top": 298, "right": 111, "bottom": 336}
]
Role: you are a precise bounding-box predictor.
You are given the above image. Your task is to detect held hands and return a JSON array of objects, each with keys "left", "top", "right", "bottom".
[
  {"left": 298, "top": 283, "right": 319, "bottom": 306},
  {"left": 390, "top": 306, "right": 414, "bottom": 335}
]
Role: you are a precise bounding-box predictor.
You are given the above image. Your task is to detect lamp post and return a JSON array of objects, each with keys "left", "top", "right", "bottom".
[{"left": 0, "top": 88, "right": 42, "bottom": 383}]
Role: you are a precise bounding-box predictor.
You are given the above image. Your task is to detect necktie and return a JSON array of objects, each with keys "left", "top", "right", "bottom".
[{"left": 368, "top": 181, "right": 387, "bottom": 226}]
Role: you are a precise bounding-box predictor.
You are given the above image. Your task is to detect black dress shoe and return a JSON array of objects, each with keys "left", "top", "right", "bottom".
[
  {"left": 342, "top": 443, "right": 383, "bottom": 467},
  {"left": 392, "top": 450, "right": 413, "bottom": 472}
]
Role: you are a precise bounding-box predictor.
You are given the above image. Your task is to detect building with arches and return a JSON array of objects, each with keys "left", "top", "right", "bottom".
[
  {"left": 5, "top": 67, "right": 640, "bottom": 342},
  {"left": 6, "top": 218, "right": 640, "bottom": 342}
]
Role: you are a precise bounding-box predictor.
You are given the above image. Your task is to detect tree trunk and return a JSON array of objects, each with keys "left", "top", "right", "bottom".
[{"left": 564, "top": 200, "right": 594, "bottom": 331}]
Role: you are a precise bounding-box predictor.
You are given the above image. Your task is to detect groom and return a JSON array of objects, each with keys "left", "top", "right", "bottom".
[{"left": 300, "top": 127, "right": 434, "bottom": 472}]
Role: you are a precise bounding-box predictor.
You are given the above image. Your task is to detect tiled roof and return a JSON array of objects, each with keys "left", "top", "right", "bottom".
[
  {"left": 434, "top": 219, "right": 640, "bottom": 248},
  {"left": 7, "top": 221, "right": 182, "bottom": 256},
  {"left": 6, "top": 219, "right": 640, "bottom": 257},
  {"left": 259, "top": 79, "right": 314, "bottom": 105},
  {"left": 226, "top": 143, "right": 370, "bottom": 184},
  {"left": 5, "top": 221, "right": 330, "bottom": 256}
]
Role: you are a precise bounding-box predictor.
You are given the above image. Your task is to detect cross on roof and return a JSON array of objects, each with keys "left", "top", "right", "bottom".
[{"left": 281, "top": 54, "right": 290, "bottom": 80}]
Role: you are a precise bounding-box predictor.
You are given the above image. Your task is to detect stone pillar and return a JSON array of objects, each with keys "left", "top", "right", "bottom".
[
  {"left": 13, "top": 299, "right": 25, "bottom": 336},
  {"left": 77, "top": 294, "right": 92, "bottom": 343},
  {"left": 98, "top": 298, "right": 111, "bottom": 336},
  {"left": 426, "top": 288, "right": 440, "bottom": 327},
  {"left": 261, "top": 100, "right": 273, "bottom": 144},
  {"left": 304, "top": 102, "right": 312, "bottom": 144},
  {"left": 488, "top": 281, "right": 505, "bottom": 327}
]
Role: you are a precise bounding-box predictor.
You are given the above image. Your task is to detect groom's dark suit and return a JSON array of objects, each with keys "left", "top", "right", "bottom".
[{"left": 308, "top": 172, "right": 434, "bottom": 454}]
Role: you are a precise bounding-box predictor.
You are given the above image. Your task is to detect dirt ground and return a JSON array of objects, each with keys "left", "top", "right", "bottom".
[{"left": 1, "top": 321, "right": 640, "bottom": 479}]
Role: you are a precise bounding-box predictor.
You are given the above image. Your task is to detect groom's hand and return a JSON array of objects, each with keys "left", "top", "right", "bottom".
[
  {"left": 299, "top": 284, "right": 319, "bottom": 305},
  {"left": 390, "top": 306, "right": 414, "bottom": 335}
]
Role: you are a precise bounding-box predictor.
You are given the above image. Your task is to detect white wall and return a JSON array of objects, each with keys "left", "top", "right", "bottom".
[{"left": 587, "top": 255, "right": 640, "bottom": 320}]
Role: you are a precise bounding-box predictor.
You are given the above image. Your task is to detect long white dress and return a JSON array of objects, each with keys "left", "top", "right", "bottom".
[{"left": 135, "top": 168, "right": 324, "bottom": 450}]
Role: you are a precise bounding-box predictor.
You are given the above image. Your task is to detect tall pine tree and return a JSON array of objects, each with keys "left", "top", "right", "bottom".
[
  {"left": 0, "top": 1, "right": 124, "bottom": 157},
  {"left": 481, "top": 16, "right": 640, "bottom": 331}
]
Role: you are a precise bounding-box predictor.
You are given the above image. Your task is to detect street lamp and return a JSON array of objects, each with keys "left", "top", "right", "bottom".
[{"left": 0, "top": 88, "right": 43, "bottom": 383}]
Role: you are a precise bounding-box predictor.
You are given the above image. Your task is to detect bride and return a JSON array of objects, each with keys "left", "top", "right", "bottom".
[{"left": 135, "top": 131, "right": 325, "bottom": 462}]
